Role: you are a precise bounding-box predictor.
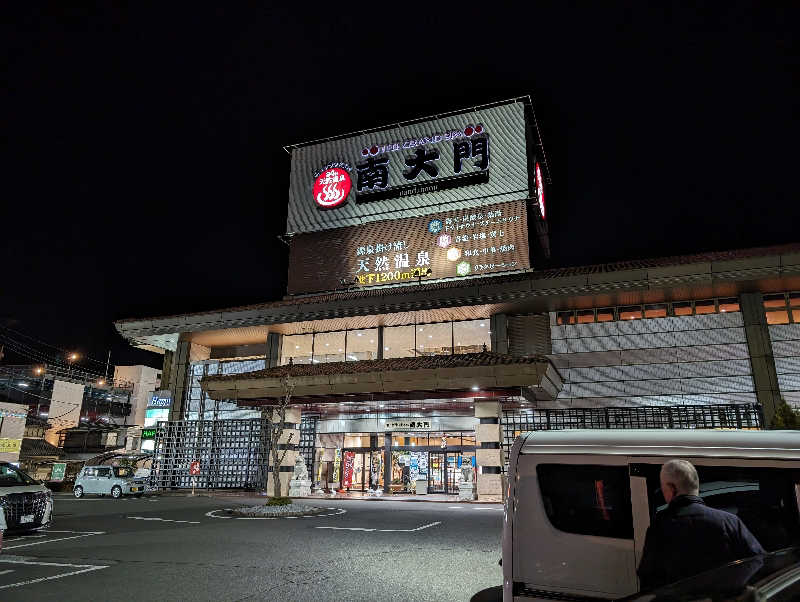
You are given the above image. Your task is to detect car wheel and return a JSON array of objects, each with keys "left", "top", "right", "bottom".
[
  {"left": 74, "top": 486, "right": 84, "bottom": 498},
  {"left": 111, "top": 486, "right": 122, "bottom": 499}
]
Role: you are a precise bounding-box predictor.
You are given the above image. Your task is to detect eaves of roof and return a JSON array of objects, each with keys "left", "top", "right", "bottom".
[{"left": 115, "top": 242, "right": 800, "bottom": 338}]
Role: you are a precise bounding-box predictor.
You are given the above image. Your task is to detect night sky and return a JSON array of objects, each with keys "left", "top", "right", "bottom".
[{"left": 2, "top": 4, "right": 798, "bottom": 371}]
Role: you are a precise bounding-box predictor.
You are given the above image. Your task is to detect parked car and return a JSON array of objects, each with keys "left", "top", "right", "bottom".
[
  {"left": 621, "top": 547, "right": 800, "bottom": 601},
  {"left": 0, "top": 461, "right": 53, "bottom": 536},
  {"left": 73, "top": 465, "right": 147, "bottom": 499},
  {"left": 502, "top": 429, "right": 800, "bottom": 601}
]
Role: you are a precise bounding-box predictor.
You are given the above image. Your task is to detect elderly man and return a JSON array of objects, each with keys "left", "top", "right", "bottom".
[{"left": 637, "top": 459, "right": 765, "bottom": 590}]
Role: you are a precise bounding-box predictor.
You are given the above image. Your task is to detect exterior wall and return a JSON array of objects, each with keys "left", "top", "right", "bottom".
[
  {"left": 185, "top": 359, "right": 265, "bottom": 420},
  {"left": 549, "top": 312, "right": 757, "bottom": 408},
  {"left": 44, "top": 379, "right": 85, "bottom": 446},
  {"left": 114, "top": 365, "right": 162, "bottom": 427},
  {"left": 770, "top": 323, "right": 800, "bottom": 412},
  {"left": 0, "top": 401, "right": 27, "bottom": 463},
  {"left": 167, "top": 339, "right": 210, "bottom": 420}
]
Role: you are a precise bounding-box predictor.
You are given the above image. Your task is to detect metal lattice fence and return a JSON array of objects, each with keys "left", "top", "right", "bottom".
[
  {"left": 150, "top": 418, "right": 271, "bottom": 490},
  {"left": 502, "top": 403, "right": 764, "bottom": 470},
  {"left": 298, "top": 414, "right": 319, "bottom": 475}
]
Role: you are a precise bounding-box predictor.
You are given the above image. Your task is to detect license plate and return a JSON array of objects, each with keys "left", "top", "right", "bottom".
[{"left": 20, "top": 514, "right": 34, "bottom": 524}]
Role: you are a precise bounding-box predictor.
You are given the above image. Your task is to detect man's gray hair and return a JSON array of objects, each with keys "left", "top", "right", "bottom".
[{"left": 661, "top": 459, "right": 700, "bottom": 495}]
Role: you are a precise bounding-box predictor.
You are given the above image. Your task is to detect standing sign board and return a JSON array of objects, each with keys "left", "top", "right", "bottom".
[{"left": 50, "top": 462, "right": 67, "bottom": 482}]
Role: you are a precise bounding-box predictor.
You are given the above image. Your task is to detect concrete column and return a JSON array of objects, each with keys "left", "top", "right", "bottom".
[
  {"left": 266, "top": 333, "right": 282, "bottom": 368},
  {"left": 166, "top": 337, "right": 210, "bottom": 421},
  {"left": 740, "top": 292, "right": 782, "bottom": 425},
  {"left": 475, "top": 401, "right": 504, "bottom": 502},
  {"left": 383, "top": 432, "right": 392, "bottom": 493},
  {"left": 267, "top": 406, "right": 301, "bottom": 496},
  {"left": 490, "top": 314, "right": 509, "bottom": 355}
]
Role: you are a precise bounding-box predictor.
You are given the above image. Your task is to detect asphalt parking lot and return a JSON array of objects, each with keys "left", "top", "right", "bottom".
[{"left": 0, "top": 493, "right": 503, "bottom": 601}]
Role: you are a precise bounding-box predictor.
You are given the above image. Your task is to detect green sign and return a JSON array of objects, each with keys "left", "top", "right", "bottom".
[
  {"left": 51, "top": 463, "right": 67, "bottom": 482},
  {"left": 141, "top": 428, "right": 157, "bottom": 441}
]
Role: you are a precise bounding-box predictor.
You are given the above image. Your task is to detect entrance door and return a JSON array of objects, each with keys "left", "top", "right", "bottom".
[
  {"left": 446, "top": 453, "right": 461, "bottom": 494},
  {"left": 428, "top": 452, "right": 446, "bottom": 493}
]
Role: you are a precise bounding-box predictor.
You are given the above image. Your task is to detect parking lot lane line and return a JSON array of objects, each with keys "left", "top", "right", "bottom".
[
  {"left": 448, "top": 506, "right": 464, "bottom": 509},
  {"left": 3, "top": 532, "right": 105, "bottom": 550},
  {"left": 0, "top": 570, "right": 14, "bottom": 575},
  {"left": 315, "top": 527, "right": 376, "bottom": 531},
  {"left": 0, "top": 560, "right": 108, "bottom": 590}
]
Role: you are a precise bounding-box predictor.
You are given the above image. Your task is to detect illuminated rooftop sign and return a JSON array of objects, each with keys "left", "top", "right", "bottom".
[{"left": 286, "top": 100, "right": 531, "bottom": 234}]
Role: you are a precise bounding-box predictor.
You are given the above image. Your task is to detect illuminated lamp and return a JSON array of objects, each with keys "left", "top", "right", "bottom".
[{"left": 446, "top": 247, "right": 461, "bottom": 261}]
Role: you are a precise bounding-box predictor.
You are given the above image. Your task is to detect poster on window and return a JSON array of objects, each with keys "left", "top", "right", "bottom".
[{"left": 342, "top": 451, "right": 355, "bottom": 489}]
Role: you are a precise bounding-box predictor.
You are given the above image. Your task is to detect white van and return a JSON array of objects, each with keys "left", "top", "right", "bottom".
[{"left": 502, "top": 429, "right": 800, "bottom": 601}]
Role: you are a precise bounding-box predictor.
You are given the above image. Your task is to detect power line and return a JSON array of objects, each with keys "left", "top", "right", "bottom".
[{"left": 0, "top": 323, "right": 111, "bottom": 367}]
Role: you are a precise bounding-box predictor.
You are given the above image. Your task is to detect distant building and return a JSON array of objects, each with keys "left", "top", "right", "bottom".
[
  {"left": 0, "top": 400, "right": 27, "bottom": 463},
  {"left": 113, "top": 365, "right": 162, "bottom": 427}
]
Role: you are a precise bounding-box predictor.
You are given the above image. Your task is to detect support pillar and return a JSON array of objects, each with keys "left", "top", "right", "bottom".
[
  {"left": 475, "top": 401, "right": 504, "bottom": 502},
  {"left": 740, "top": 292, "right": 782, "bottom": 426},
  {"left": 166, "top": 337, "right": 210, "bottom": 421},
  {"left": 267, "top": 407, "right": 301, "bottom": 496},
  {"left": 383, "top": 432, "right": 392, "bottom": 494}
]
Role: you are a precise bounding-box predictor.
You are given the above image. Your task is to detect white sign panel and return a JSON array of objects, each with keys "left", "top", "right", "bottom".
[{"left": 286, "top": 100, "right": 531, "bottom": 234}]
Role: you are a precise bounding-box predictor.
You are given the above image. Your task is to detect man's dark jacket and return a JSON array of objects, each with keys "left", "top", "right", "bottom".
[{"left": 637, "top": 494, "right": 765, "bottom": 590}]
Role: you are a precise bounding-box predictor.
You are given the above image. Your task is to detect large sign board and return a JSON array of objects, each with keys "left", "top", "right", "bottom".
[
  {"left": 147, "top": 390, "right": 172, "bottom": 409},
  {"left": 286, "top": 100, "right": 531, "bottom": 234},
  {"left": 287, "top": 200, "right": 529, "bottom": 295}
]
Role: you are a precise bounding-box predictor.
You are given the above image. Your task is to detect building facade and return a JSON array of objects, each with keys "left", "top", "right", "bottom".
[{"left": 114, "top": 98, "right": 800, "bottom": 500}]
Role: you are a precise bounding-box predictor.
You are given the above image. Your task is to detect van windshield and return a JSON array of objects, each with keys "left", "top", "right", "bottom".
[
  {"left": 0, "top": 464, "right": 38, "bottom": 486},
  {"left": 113, "top": 467, "right": 135, "bottom": 478}
]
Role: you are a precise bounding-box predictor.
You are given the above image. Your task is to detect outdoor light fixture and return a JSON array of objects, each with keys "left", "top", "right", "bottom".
[
  {"left": 97, "top": 379, "right": 105, "bottom": 386},
  {"left": 34, "top": 367, "right": 43, "bottom": 375},
  {"left": 471, "top": 386, "right": 479, "bottom": 391}
]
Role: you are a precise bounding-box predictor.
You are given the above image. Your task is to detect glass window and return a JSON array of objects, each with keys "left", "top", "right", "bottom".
[
  {"left": 694, "top": 299, "right": 716, "bottom": 314},
  {"left": 537, "top": 464, "right": 634, "bottom": 539},
  {"left": 764, "top": 294, "right": 788, "bottom": 309},
  {"left": 346, "top": 328, "right": 378, "bottom": 361},
  {"left": 767, "top": 310, "right": 790, "bottom": 325},
  {"left": 0, "top": 464, "right": 37, "bottom": 486},
  {"left": 417, "top": 322, "right": 453, "bottom": 356},
  {"left": 453, "top": 320, "right": 490, "bottom": 354},
  {"left": 644, "top": 465, "right": 800, "bottom": 552},
  {"left": 384, "top": 325, "right": 416, "bottom": 358},
  {"left": 461, "top": 434, "right": 476, "bottom": 446},
  {"left": 313, "top": 331, "right": 346, "bottom": 363},
  {"left": 644, "top": 304, "right": 667, "bottom": 318},
  {"left": 281, "top": 334, "right": 313, "bottom": 365},
  {"left": 718, "top": 298, "right": 740, "bottom": 313},
  {"left": 556, "top": 311, "right": 575, "bottom": 325},
  {"left": 97, "top": 467, "right": 112, "bottom": 478},
  {"left": 576, "top": 310, "right": 595, "bottom": 324},
  {"left": 596, "top": 308, "right": 615, "bottom": 322},
  {"left": 789, "top": 293, "right": 800, "bottom": 307},
  {"left": 672, "top": 301, "right": 693, "bottom": 316},
  {"left": 619, "top": 306, "right": 643, "bottom": 320}
]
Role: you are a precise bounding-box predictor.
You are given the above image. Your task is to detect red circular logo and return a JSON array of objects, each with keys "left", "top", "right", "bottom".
[
  {"left": 313, "top": 168, "right": 352, "bottom": 209},
  {"left": 535, "top": 163, "right": 546, "bottom": 219}
]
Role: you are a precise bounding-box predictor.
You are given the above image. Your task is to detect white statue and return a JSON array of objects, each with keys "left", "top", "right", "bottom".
[
  {"left": 293, "top": 456, "right": 309, "bottom": 481},
  {"left": 460, "top": 464, "right": 474, "bottom": 483}
]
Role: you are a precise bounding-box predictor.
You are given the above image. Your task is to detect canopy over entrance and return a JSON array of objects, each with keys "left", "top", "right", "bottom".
[{"left": 201, "top": 351, "right": 562, "bottom": 405}]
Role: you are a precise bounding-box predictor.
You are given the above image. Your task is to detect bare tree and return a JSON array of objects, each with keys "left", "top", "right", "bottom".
[{"left": 266, "top": 370, "right": 295, "bottom": 498}]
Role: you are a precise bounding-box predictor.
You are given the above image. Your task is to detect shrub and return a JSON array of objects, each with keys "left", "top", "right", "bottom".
[{"left": 266, "top": 496, "right": 292, "bottom": 506}]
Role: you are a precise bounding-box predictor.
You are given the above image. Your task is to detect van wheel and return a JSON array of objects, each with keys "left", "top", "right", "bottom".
[
  {"left": 73, "top": 486, "right": 84, "bottom": 498},
  {"left": 111, "top": 486, "right": 122, "bottom": 499}
]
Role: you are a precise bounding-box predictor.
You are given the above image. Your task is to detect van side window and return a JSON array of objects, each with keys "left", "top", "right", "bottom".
[
  {"left": 97, "top": 467, "right": 111, "bottom": 478},
  {"left": 537, "top": 464, "right": 634, "bottom": 539},
  {"left": 84, "top": 468, "right": 95, "bottom": 477},
  {"left": 640, "top": 464, "right": 800, "bottom": 552}
]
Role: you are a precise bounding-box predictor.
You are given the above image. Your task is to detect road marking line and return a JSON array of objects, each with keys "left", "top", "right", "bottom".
[
  {"left": 126, "top": 516, "right": 200, "bottom": 524},
  {"left": 316, "top": 521, "right": 442, "bottom": 533},
  {"left": 3, "top": 532, "right": 105, "bottom": 550},
  {"left": 448, "top": 506, "right": 463, "bottom": 509},
  {"left": 0, "top": 559, "right": 108, "bottom": 590},
  {"left": 316, "top": 527, "right": 376, "bottom": 531},
  {"left": 0, "top": 570, "right": 14, "bottom": 575}
]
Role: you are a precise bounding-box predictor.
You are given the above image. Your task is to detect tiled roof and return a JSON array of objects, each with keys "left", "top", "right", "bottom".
[
  {"left": 203, "top": 351, "right": 550, "bottom": 383},
  {"left": 117, "top": 242, "right": 800, "bottom": 325},
  {"left": 20, "top": 437, "right": 65, "bottom": 459}
]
